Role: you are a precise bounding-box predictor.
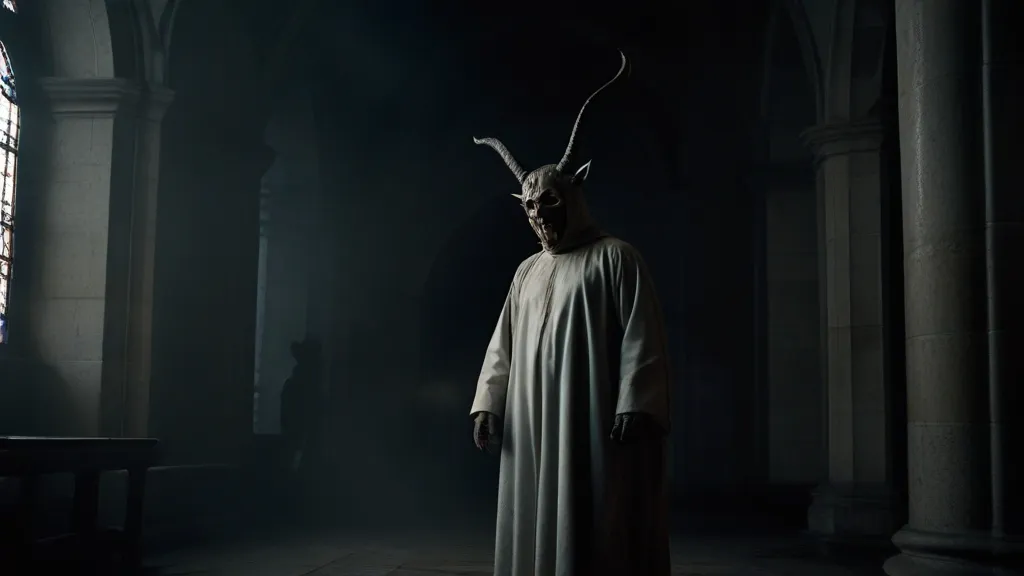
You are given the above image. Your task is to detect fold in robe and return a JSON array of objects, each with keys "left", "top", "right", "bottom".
[{"left": 471, "top": 235, "right": 671, "bottom": 576}]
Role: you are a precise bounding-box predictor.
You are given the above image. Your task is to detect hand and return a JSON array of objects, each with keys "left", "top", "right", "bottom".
[
  {"left": 472, "top": 411, "right": 501, "bottom": 451},
  {"left": 610, "top": 412, "right": 660, "bottom": 443}
]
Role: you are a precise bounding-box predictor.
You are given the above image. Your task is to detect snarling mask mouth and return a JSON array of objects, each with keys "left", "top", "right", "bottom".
[{"left": 524, "top": 189, "right": 567, "bottom": 248}]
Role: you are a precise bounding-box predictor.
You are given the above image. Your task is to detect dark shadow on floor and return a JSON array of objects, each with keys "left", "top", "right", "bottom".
[{"left": 134, "top": 524, "right": 887, "bottom": 576}]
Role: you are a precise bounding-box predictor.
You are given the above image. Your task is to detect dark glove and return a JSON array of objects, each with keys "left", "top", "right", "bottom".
[
  {"left": 610, "top": 412, "right": 661, "bottom": 443},
  {"left": 472, "top": 411, "right": 501, "bottom": 452}
]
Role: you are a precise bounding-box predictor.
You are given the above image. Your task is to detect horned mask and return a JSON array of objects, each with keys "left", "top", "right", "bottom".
[{"left": 473, "top": 51, "right": 629, "bottom": 253}]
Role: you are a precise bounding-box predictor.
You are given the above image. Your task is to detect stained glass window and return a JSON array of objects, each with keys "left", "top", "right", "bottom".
[
  {"left": 1, "top": 1, "right": 15, "bottom": 14},
  {"left": 0, "top": 40, "right": 19, "bottom": 343}
]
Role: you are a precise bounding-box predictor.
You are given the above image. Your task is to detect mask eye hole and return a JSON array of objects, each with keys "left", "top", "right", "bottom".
[
  {"left": 538, "top": 191, "right": 559, "bottom": 207},
  {"left": 524, "top": 199, "right": 537, "bottom": 211}
]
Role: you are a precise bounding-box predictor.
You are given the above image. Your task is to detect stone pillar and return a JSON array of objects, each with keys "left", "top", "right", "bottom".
[
  {"left": 804, "top": 121, "right": 900, "bottom": 547},
  {"left": 885, "top": 1, "right": 1018, "bottom": 574},
  {"left": 117, "top": 86, "right": 173, "bottom": 438},
  {"left": 31, "top": 78, "right": 139, "bottom": 436},
  {"left": 983, "top": 0, "right": 1024, "bottom": 548},
  {"left": 33, "top": 78, "right": 173, "bottom": 438}
]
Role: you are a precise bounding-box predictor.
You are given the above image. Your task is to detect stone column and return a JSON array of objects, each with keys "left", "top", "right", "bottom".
[
  {"left": 804, "top": 120, "right": 900, "bottom": 547},
  {"left": 33, "top": 79, "right": 173, "bottom": 438},
  {"left": 31, "top": 78, "right": 139, "bottom": 436},
  {"left": 885, "top": 1, "right": 1001, "bottom": 574},
  {"left": 117, "top": 86, "right": 173, "bottom": 438},
  {"left": 983, "top": 0, "right": 1024, "bottom": 548}
]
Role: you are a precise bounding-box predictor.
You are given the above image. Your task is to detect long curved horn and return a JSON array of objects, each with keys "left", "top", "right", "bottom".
[
  {"left": 555, "top": 50, "right": 629, "bottom": 173},
  {"left": 473, "top": 137, "right": 528, "bottom": 184}
]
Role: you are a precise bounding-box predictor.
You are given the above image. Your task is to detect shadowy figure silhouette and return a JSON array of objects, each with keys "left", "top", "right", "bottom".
[{"left": 280, "top": 338, "right": 321, "bottom": 472}]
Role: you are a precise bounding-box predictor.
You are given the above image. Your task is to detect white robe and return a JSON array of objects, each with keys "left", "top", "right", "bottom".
[{"left": 471, "top": 235, "right": 671, "bottom": 576}]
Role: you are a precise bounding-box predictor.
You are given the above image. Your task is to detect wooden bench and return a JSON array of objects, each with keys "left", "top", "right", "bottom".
[{"left": 0, "top": 436, "right": 161, "bottom": 575}]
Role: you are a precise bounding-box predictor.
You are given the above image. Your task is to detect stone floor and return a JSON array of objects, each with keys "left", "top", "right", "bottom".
[{"left": 146, "top": 529, "right": 886, "bottom": 575}]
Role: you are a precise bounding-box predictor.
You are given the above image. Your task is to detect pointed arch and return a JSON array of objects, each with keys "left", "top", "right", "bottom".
[
  {"left": 821, "top": 0, "right": 890, "bottom": 120},
  {"left": 782, "top": 0, "right": 824, "bottom": 122},
  {"left": 760, "top": 0, "right": 819, "bottom": 160},
  {"left": 0, "top": 37, "right": 19, "bottom": 343}
]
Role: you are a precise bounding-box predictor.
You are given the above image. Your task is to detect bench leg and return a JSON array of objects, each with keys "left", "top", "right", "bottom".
[
  {"left": 72, "top": 471, "right": 101, "bottom": 571},
  {"left": 121, "top": 467, "right": 147, "bottom": 576}
]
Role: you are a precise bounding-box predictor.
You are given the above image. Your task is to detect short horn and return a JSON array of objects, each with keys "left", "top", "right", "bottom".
[
  {"left": 555, "top": 50, "right": 629, "bottom": 173},
  {"left": 473, "top": 137, "right": 527, "bottom": 184}
]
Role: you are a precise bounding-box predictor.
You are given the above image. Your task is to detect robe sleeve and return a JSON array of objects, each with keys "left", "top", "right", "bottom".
[
  {"left": 469, "top": 285, "right": 515, "bottom": 420},
  {"left": 613, "top": 247, "right": 671, "bottom": 433}
]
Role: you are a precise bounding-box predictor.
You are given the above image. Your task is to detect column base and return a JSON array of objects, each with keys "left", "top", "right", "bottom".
[
  {"left": 884, "top": 528, "right": 1024, "bottom": 576},
  {"left": 807, "top": 482, "right": 900, "bottom": 552}
]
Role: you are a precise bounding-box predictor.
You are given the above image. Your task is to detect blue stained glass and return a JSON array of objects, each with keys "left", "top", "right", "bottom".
[{"left": 0, "top": 42, "right": 14, "bottom": 103}]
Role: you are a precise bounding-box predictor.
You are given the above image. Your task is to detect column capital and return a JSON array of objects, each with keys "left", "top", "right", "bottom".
[
  {"left": 801, "top": 120, "right": 884, "bottom": 161},
  {"left": 36, "top": 77, "right": 140, "bottom": 117}
]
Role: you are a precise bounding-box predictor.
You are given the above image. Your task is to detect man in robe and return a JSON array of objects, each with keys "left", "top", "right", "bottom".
[{"left": 469, "top": 51, "right": 672, "bottom": 576}]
